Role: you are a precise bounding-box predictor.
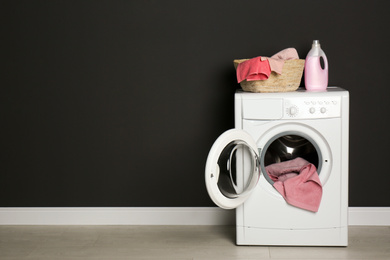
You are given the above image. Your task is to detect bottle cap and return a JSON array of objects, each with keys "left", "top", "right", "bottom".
[{"left": 313, "top": 40, "right": 320, "bottom": 47}]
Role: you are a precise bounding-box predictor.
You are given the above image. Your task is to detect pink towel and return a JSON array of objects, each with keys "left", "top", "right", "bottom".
[
  {"left": 236, "top": 57, "right": 271, "bottom": 83},
  {"left": 261, "top": 48, "right": 299, "bottom": 74},
  {"left": 265, "top": 157, "right": 322, "bottom": 212}
]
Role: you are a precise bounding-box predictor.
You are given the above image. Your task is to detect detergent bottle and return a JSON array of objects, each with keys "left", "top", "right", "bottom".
[{"left": 304, "top": 40, "right": 328, "bottom": 91}]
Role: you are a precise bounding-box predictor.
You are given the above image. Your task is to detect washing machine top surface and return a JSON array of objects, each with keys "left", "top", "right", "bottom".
[
  {"left": 235, "top": 86, "right": 348, "bottom": 98},
  {"left": 235, "top": 86, "right": 348, "bottom": 120}
]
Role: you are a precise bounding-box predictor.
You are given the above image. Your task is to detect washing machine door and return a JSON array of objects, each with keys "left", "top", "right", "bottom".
[{"left": 205, "top": 129, "right": 260, "bottom": 209}]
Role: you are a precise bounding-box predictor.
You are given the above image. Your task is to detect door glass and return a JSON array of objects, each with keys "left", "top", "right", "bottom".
[
  {"left": 217, "top": 141, "right": 260, "bottom": 198},
  {"left": 261, "top": 134, "right": 321, "bottom": 185}
]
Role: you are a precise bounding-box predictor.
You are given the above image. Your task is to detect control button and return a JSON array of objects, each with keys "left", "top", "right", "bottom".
[
  {"left": 304, "top": 101, "right": 310, "bottom": 105},
  {"left": 318, "top": 101, "right": 323, "bottom": 105},
  {"left": 309, "top": 107, "right": 315, "bottom": 114},
  {"left": 320, "top": 107, "right": 327, "bottom": 113},
  {"left": 311, "top": 101, "right": 316, "bottom": 105}
]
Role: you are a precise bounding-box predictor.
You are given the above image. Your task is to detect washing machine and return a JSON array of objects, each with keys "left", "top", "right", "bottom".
[{"left": 205, "top": 86, "right": 349, "bottom": 246}]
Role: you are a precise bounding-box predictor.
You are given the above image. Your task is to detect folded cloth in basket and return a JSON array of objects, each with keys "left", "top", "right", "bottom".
[
  {"left": 236, "top": 57, "right": 271, "bottom": 83},
  {"left": 265, "top": 157, "right": 322, "bottom": 212},
  {"left": 261, "top": 47, "right": 299, "bottom": 74}
]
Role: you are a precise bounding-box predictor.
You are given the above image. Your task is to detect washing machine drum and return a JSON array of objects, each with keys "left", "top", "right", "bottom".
[{"left": 263, "top": 135, "right": 319, "bottom": 169}]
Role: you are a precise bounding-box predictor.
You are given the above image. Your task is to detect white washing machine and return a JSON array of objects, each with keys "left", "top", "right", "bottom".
[{"left": 205, "top": 87, "right": 349, "bottom": 246}]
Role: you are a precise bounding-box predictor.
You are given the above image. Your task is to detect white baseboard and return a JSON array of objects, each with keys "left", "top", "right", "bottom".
[
  {"left": 0, "top": 207, "right": 389, "bottom": 226},
  {"left": 0, "top": 207, "right": 234, "bottom": 225},
  {"left": 348, "top": 207, "right": 390, "bottom": 226}
]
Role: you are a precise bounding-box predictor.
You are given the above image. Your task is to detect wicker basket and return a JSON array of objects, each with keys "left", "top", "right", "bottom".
[{"left": 233, "top": 59, "right": 305, "bottom": 93}]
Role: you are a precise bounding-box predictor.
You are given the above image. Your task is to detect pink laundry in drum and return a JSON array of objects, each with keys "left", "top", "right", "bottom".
[{"left": 265, "top": 157, "right": 323, "bottom": 212}]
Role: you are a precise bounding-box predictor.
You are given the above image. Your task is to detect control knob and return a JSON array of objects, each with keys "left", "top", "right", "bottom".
[{"left": 287, "top": 106, "right": 298, "bottom": 116}]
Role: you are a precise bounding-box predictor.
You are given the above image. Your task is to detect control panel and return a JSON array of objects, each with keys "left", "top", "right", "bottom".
[{"left": 284, "top": 96, "right": 341, "bottom": 119}]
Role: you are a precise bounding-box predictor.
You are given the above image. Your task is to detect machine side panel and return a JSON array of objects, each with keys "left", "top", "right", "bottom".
[{"left": 234, "top": 93, "right": 243, "bottom": 129}]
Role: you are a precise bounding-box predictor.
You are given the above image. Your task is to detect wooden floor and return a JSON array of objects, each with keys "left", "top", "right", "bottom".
[{"left": 0, "top": 225, "right": 389, "bottom": 259}]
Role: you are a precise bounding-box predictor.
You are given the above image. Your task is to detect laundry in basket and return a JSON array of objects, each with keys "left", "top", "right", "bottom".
[{"left": 234, "top": 48, "right": 305, "bottom": 93}]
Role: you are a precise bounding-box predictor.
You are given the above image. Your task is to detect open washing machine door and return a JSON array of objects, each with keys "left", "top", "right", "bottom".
[{"left": 205, "top": 129, "right": 260, "bottom": 209}]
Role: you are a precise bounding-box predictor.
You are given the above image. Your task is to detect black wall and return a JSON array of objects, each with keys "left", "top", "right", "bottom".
[{"left": 1, "top": 0, "right": 389, "bottom": 207}]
